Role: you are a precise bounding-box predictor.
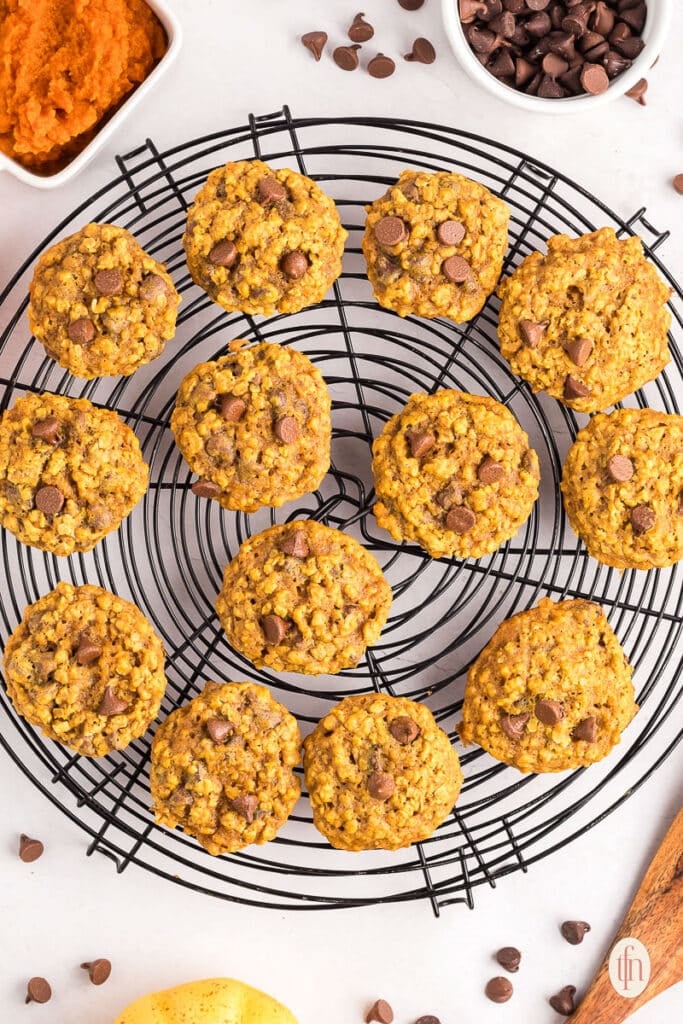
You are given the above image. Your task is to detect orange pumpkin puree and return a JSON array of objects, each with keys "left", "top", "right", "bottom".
[{"left": 0, "top": 0, "right": 166, "bottom": 170}]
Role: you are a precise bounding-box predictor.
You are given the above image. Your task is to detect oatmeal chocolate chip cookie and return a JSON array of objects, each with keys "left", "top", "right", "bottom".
[
  {"left": 561, "top": 408, "right": 683, "bottom": 571},
  {"left": 150, "top": 681, "right": 301, "bottom": 855},
  {"left": 215, "top": 520, "right": 392, "bottom": 676},
  {"left": 362, "top": 169, "right": 510, "bottom": 322},
  {"left": 458, "top": 598, "right": 637, "bottom": 773},
  {"left": 372, "top": 390, "right": 540, "bottom": 560},
  {"left": 497, "top": 227, "right": 672, "bottom": 413},
  {"left": 183, "top": 159, "right": 347, "bottom": 316},
  {"left": 171, "top": 342, "right": 331, "bottom": 512},
  {"left": 28, "top": 223, "right": 180, "bottom": 379},
  {"left": 304, "top": 692, "right": 462, "bottom": 851},
  {"left": 0, "top": 391, "right": 148, "bottom": 555},
  {"left": 3, "top": 582, "right": 166, "bottom": 757}
]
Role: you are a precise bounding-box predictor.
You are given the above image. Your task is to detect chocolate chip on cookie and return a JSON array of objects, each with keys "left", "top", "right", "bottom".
[
  {"left": 139, "top": 274, "right": 167, "bottom": 301},
  {"left": 407, "top": 430, "right": 435, "bottom": 458},
  {"left": 446, "top": 506, "right": 476, "bottom": 533},
  {"left": 519, "top": 319, "right": 547, "bottom": 348},
  {"left": 98, "top": 686, "right": 129, "bottom": 716},
  {"left": 477, "top": 456, "right": 505, "bottom": 484},
  {"left": 365, "top": 999, "right": 394, "bottom": 1024},
  {"left": 94, "top": 268, "right": 123, "bottom": 296},
  {"left": 219, "top": 395, "right": 247, "bottom": 422},
  {"left": 631, "top": 504, "right": 656, "bottom": 535},
  {"left": 19, "top": 834, "right": 44, "bottom": 863},
  {"left": 389, "top": 716, "right": 421, "bottom": 744},
  {"left": 230, "top": 794, "right": 258, "bottom": 823},
  {"left": 191, "top": 479, "right": 221, "bottom": 499},
  {"left": 606, "top": 455, "right": 634, "bottom": 483},
  {"left": 572, "top": 716, "right": 598, "bottom": 742},
  {"left": 35, "top": 485, "right": 64, "bottom": 515},
  {"left": 257, "top": 175, "right": 287, "bottom": 204},
  {"left": 262, "top": 614, "right": 290, "bottom": 644},
  {"left": 535, "top": 698, "right": 565, "bottom": 725},
  {"left": 280, "top": 530, "right": 310, "bottom": 558},
  {"left": 374, "top": 216, "right": 407, "bottom": 246},
  {"left": 274, "top": 415, "right": 300, "bottom": 443},
  {"left": 280, "top": 251, "right": 309, "bottom": 280},
  {"left": 367, "top": 770, "right": 395, "bottom": 801},
  {"left": 206, "top": 718, "right": 235, "bottom": 744},
  {"left": 209, "top": 240, "right": 238, "bottom": 267},
  {"left": 67, "top": 317, "right": 96, "bottom": 344},
  {"left": 564, "top": 374, "right": 591, "bottom": 400},
  {"left": 565, "top": 337, "right": 593, "bottom": 367},
  {"left": 437, "top": 220, "right": 465, "bottom": 245},
  {"left": 436, "top": 482, "right": 463, "bottom": 509},
  {"left": 76, "top": 635, "right": 102, "bottom": 666},
  {"left": 80, "top": 959, "right": 112, "bottom": 986},
  {"left": 31, "top": 417, "right": 62, "bottom": 444},
  {"left": 496, "top": 946, "right": 522, "bottom": 973},
  {"left": 561, "top": 920, "right": 591, "bottom": 945},
  {"left": 442, "top": 255, "right": 471, "bottom": 282},
  {"left": 500, "top": 713, "right": 529, "bottom": 740}
]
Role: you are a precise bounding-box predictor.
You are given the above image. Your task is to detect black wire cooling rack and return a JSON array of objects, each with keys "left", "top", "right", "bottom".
[{"left": 0, "top": 108, "right": 681, "bottom": 915}]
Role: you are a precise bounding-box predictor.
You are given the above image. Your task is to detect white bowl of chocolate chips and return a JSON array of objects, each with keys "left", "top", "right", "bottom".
[{"left": 442, "top": 0, "right": 672, "bottom": 112}]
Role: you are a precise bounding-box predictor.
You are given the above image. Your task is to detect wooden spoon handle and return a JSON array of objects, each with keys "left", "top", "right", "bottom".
[{"left": 568, "top": 807, "right": 683, "bottom": 1024}]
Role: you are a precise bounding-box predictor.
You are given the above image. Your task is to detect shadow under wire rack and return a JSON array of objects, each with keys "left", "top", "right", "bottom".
[{"left": 0, "top": 108, "right": 681, "bottom": 915}]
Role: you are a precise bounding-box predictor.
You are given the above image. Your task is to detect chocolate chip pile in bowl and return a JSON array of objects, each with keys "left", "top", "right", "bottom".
[{"left": 458, "top": 0, "right": 647, "bottom": 98}]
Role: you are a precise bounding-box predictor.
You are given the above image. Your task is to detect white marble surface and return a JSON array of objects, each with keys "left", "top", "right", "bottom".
[{"left": 1, "top": 1, "right": 682, "bottom": 1021}]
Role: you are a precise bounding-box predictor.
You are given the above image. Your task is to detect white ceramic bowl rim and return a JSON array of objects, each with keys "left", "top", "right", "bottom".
[
  {"left": 0, "top": 0, "right": 182, "bottom": 188},
  {"left": 441, "top": 0, "right": 673, "bottom": 114}
]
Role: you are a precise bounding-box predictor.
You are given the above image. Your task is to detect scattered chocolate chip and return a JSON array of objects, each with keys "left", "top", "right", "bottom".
[
  {"left": 366, "top": 999, "right": 394, "bottom": 1024},
  {"left": 257, "top": 175, "right": 287, "bottom": 204},
  {"left": 631, "top": 504, "right": 656, "bottom": 535},
  {"left": 446, "top": 506, "right": 476, "bottom": 533},
  {"left": 262, "top": 614, "right": 290, "bottom": 644},
  {"left": 437, "top": 220, "right": 466, "bottom": 245},
  {"left": 572, "top": 716, "right": 598, "bottom": 742},
  {"left": 389, "top": 716, "right": 421, "bottom": 744},
  {"left": 301, "top": 31, "right": 327, "bottom": 61},
  {"left": 139, "top": 274, "right": 167, "bottom": 300},
  {"left": 374, "top": 216, "right": 407, "bottom": 246},
  {"left": 399, "top": 0, "right": 425, "bottom": 8},
  {"left": 581, "top": 61, "right": 610, "bottom": 94},
  {"left": 206, "top": 718, "right": 234, "bottom": 744},
  {"left": 415, "top": 1017, "right": 441, "bottom": 1024},
  {"left": 368, "top": 54, "right": 396, "bottom": 78},
  {"left": 408, "top": 430, "right": 435, "bottom": 458},
  {"left": 25, "top": 978, "right": 52, "bottom": 1005},
  {"left": 230, "top": 794, "right": 258, "bottom": 823},
  {"left": 405, "top": 38, "right": 436, "bottom": 63},
  {"left": 80, "top": 959, "right": 112, "bottom": 986},
  {"left": 485, "top": 977, "right": 513, "bottom": 1003},
  {"left": 219, "top": 395, "right": 246, "bottom": 422},
  {"left": 565, "top": 337, "right": 593, "bottom": 367},
  {"left": 550, "top": 985, "right": 577, "bottom": 1016},
  {"left": 31, "top": 417, "right": 61, "bottom": 445},
  {"left": 442, "top": 255, "right": 471, "bottom": 282},
  {"left": 606, "top": 454, "right": 634, "bottom": 482},
  {"left": 274, "top": 415, "right": 300, "bottom": 443},
  {"left": 19, "top": 834, "right": 44, "bottom": 863},
  {"left": 519, "top": 319, "right": 547, "bottom": 347},
  {"left": 563, "top": 375, "right": 591, "bottom": 400},
  {"left": 76, "top": 636, "right": 102, "bottom": 666},
  {"left": 34, "top": 485, "right": 64, "bottom": 515},
  {"left": 673, "top": 174, "right": 683, "bottom": 195},
  {"left": 209, "top": 240, "right": 238, "bottom": 267},
  {"left": 500, "top": 712, "right": 529, "bottom": 740},
  {"left": 280, "top": 530, "right": 310, "bottom": 558},
  {"left": 191, "top": 478, "right": 221, "bottom": 499},
  {"left": 98, "top": 686, "right": 128, "bottom": 716},
  {"left": 368, "top": 770, "right": 395, "bottom": 800},
  {"left": 477, "top": 456, "right": 505, "bottom": 485},
  {"left": 67, "top": 317, "right": 95, "bottom": 345},
  {"left": 281, "top": 250, "right": 309, "bottom": 280},
  {"left": 333, "top": 44, "right": 361, "bottom": 71},
  {"left": 496, "top": 946, "right": 522, "bottom": 973},
  {"left": 94, "top": 268, "right": 123, "bottom": 296},
  {"left": 535, "top": 698, "right": 565, "bottom": 725},
  {"left": 561, "top": 920, "right": 591, "bottom": 945},
  {"left": 625, "top": 77, "right": 647, "bottom": 104},
  {"left": 349, "top": 13, "right": 374, "bottom": 43}
]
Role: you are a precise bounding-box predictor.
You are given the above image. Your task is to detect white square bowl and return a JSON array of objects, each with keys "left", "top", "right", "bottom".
[{"left": 0, "top": 0, "right": 182, "bottom": 189}]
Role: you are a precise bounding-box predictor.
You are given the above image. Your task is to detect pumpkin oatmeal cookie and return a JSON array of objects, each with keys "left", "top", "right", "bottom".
[
  {"left": 3, "top": 582, "right": 166, "bottom": 758},
  {"left": 215, "top": 520, "right": 392, "bottom": 676},
  {"left": 561, "top": 408, "right": 683, "bottom": 570},
  {"left": 150, "top": 681, "right": 302, "bottom": 855},
  {"left": 0, "top": 391, "right": 148, "bottom": 556},
  {"left": 171, "top": 342, "right": 331, "bottom": 512},
  {"left": 183, "top": 160, "right": 347, "bottom": 316},
  {"left": 372, "top": 390, "right": 540, "bottom": 560},
  {"left": 497, "top": 228, "right": 671, "bottom": 413},
  {"left": 28, "top": 223, "right": 180, "bottom": 379},
  {"left": 304, "top": 692, "right": 462, "bottom": 851},
  {"left": 362, "top": 169, "right": 510, "bottom": 322},
  {"left": 458, "top": 598, "right": 637, "bottom": 773}
]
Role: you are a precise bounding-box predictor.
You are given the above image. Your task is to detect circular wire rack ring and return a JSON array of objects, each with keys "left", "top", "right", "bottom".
[{"left": 0, "top": 108, "right": 681, "bottom": 915}]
